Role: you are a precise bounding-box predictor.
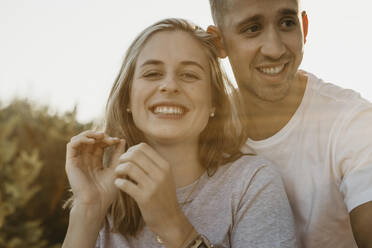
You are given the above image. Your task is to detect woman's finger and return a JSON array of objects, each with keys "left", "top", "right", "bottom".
[
  {"left": 119, "top": 147, "right": 162, "bottom": 180},
  {"left": 89, "top": 136, "right": 122, "bottom": 169},
  {"left": 92, "top": 134, "right": 121, "bottom": 147},
  {"left": 114, "top": 178, "right": 141, "bottom": 201},
  {"left": 130, "top": 143, "right": 170, "bottom": 171},
  {"left": 84, "top": 140, "right": 96, "bottom": 154},
  {"left": 68, "top": 130, "right": 103, "bottom": 150},
  {"left": 84, "top": 130, "right": 105, "bottom": 139},
  {"left": 78, "top": 130, "right": 120, "bottom": 146},
  {"left": 91, "top": 143, "right": 104, "bottom": 168},
  {"left": 69, "top": 130, "right": 103, "bottom": 143},
  {"left": 67, "top": 136, "right": 95, "bottom": 158},
  {"left": 109, "top": 139, "right": 126, "bottom": 168},
  {"left": 115, "top": 162, "right": 152, "bottom": 188}
]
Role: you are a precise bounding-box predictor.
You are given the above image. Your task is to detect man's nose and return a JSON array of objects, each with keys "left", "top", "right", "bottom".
[{"left": 260, "top": 27, "right": 286, "bottom": 60}]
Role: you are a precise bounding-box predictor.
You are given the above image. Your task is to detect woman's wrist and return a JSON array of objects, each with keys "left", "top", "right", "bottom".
[
  {"left": 183, "top": 234, "right": 214, "bottom": 248},
  {"left": 177, "top": 228, "right": 199, "bottom": 248},
  {"left": 70, "top": 203, "right": 106, "bottom": 223},
  {"left": 68, "top": 204, "right": 107, "bottom": 238},
  {"left": 161, "top": 226, "right": 197, "bottom": 248},
  {"left": 157, "top": 211, "right": 197, "bottom": 248},
  {"left": 62, "top": 204, "right": 107, "bottom": 248}
]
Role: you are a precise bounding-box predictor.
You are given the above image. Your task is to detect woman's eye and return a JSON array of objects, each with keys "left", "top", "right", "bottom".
[
  {"left": 143, "top": 71, "right": 162, "bottom": 79},
  {"left": 180, "top": 73, "right": 199, "bottom": 81}
]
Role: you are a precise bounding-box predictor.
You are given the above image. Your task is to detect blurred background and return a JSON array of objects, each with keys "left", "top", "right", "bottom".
[{"left": 1, "top": 0, "right": 371, "bottom": 247}]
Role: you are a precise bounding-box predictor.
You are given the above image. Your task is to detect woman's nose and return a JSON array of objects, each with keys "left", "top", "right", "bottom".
[{"left": 159, "top": 78, "right": 180, "bottom": 94}]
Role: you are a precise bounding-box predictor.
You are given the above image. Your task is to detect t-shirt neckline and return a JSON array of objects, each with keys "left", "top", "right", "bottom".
[{"left": 246, "top": 71, "right": 315, "bottom": 148}]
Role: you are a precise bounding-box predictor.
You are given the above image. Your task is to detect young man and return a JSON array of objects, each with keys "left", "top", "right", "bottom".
[{"left": 207, "top": 0, "right": 372, "bottom": 247}]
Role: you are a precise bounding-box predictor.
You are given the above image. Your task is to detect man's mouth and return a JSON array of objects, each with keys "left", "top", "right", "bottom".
[{"left": 257, "top": 64, "right": 286, "bottom": 75}]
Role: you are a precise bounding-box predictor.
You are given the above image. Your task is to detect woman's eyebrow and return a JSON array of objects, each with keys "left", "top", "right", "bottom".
[
  {"left": 140, "top": 59, "right": 205, "bottom": 72},
  {"left": 180, "top": 61, "right": 205, "bottom": 72},
  {"left": 140, "top": 59, "right": 163, "bottom": 68}
]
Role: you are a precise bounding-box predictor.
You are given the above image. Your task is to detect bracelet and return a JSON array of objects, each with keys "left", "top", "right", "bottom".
[
  {"left": 177, "top": 227, "right": 197, "bottom": 248},
  {"left": 184, "top": 234, "right": 214, "bottom": 248}
]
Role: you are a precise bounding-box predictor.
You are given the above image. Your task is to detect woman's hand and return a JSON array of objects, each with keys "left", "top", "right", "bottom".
[
  {"left": 65, "top": 130, "right": 126, "bottom": 214},
  {"left": 114, "top": 143, "right": 195, "bottom": 247}
]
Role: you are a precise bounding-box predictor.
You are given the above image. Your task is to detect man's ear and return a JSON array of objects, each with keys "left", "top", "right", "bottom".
[
  {"left": 207, "top": 25, "right": 227, "bottom": 58},
  {"left": 301, "top": 11, "right": 309, "bottom": 44}
]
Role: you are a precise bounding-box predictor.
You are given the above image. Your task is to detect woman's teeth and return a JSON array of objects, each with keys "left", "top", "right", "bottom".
[
  {"left": 259, "top": 64, "right": 285, "bottom": 75},
  {"left": 153, "top": 106, "right": 184, "bottom": 115}
]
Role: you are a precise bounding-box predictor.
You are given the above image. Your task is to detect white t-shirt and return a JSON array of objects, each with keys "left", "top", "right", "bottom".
[{"left": 242, "top": 72, "right": 372, "bottom": 248}]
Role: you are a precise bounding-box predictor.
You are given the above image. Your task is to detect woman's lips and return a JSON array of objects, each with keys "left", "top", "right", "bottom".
[
  {"left": 153, "top": 105, "right": 185, "bottom": 115},
  {"left": 149, "top": 103, "right": 189, "bottom": 119}
]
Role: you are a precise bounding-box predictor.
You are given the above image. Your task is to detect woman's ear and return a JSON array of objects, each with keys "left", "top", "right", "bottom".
[
  {"left": 210, "top": 106, "right": 216, "bottom": 118},
  {"left": 301, "top": 11, "right": 309, "bottom": 44},
  {"left": 207, "top": 25, "right": 227, "bottom": 58}
]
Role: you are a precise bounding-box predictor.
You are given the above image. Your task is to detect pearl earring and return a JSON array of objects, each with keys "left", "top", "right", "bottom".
[
  {"left": 126, "top": 108, "right": 131, "bottom": 113},
  {"left": 210, "top": 112, "right": 215, "bottom": 117}
]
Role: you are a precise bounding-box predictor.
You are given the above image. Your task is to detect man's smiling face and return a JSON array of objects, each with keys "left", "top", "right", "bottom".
[{"left": 220, "top": 0, "right": 305, "bottom": 102}]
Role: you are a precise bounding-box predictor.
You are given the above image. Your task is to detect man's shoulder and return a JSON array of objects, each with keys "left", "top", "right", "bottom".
[
  {"left": 306, "top": 72, "right": 367, "bottom": 106},
  {"left": 303, "top": 72, "right": 372, "bottom": 122}
]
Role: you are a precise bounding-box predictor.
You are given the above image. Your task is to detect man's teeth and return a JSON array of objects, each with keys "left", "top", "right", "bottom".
[
  {"left": 153, "top": 106, "right": 184, "bottom": 114},
  {"left": 259, "top": 64, "right": 285, "bottom": 75}
]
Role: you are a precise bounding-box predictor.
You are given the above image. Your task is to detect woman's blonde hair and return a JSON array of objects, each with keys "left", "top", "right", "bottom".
[{"left": 102, "top": 18, "right": 245, "bottom": 236}]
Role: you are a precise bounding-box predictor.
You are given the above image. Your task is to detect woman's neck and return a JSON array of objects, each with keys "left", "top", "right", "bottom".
[{"left": 146, "top": 139, "right": 205, "bottom": 188}]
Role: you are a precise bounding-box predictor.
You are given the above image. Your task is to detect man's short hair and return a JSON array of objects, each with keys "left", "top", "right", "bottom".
[
  {"left": 209, "top": 0, "right": 231, "bottom": 27},
  {"left": 210, "top": 0, "right": 302, "bottom": 28}
]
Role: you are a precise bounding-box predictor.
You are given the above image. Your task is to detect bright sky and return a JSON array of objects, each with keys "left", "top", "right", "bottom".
[{"left": 1, "top": 0, "right": 371, "bottom": 123}]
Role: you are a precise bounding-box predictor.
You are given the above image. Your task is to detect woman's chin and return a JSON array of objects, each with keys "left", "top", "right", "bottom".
[{"left": 144, "top": 132, "right": 197, "bottom": 146}]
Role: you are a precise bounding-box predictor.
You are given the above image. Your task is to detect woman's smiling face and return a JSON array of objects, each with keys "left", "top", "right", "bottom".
[{"left": 129, "top": 30, "right": 215, "bottom": 145}]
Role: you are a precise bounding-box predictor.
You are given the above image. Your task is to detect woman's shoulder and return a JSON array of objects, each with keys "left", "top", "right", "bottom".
[
  {"left": 204, "top": 155, "right": 286, "bottom": 208},
  {"left": 217, "top": 154, "right": 280, "bottom": 181}
]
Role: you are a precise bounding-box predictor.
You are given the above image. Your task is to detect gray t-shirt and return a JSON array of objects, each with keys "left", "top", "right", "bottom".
[{"left": 96, "top": 155, "right": 297, "bottom": 248}]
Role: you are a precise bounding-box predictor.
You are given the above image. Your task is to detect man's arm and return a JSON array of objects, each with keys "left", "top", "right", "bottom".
[
  {"left": 334, "top": 104, "right": 372, "bottom": 248},
  {"left": 350, "top": 201, "right": 372, "bottom": 248}
]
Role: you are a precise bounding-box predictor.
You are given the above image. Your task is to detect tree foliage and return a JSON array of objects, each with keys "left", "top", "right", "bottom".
[{"left": 0, "top": 99, "right": 92, "bottom": 247}]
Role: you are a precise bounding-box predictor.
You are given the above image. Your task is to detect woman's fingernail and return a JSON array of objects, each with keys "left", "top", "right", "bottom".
[{"left": 114, "top": 178, "right": 123, "bottom": 187}]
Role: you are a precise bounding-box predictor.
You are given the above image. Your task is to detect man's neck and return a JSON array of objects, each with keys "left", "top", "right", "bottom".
[{"left": 242, "top": 71, "right": 308, "bottom": 141}]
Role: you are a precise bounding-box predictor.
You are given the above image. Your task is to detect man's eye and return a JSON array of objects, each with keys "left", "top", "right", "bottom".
[
  {"left": 280, "top": 18, "right": 297, "bottom": 29},
  {"left": 240, "top": 24, "right": 261, "bottom": 34}
]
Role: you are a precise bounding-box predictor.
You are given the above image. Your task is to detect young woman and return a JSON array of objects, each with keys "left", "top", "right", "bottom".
[{"left": 62, "top": 18, "right": 297, "bottom": 248}]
